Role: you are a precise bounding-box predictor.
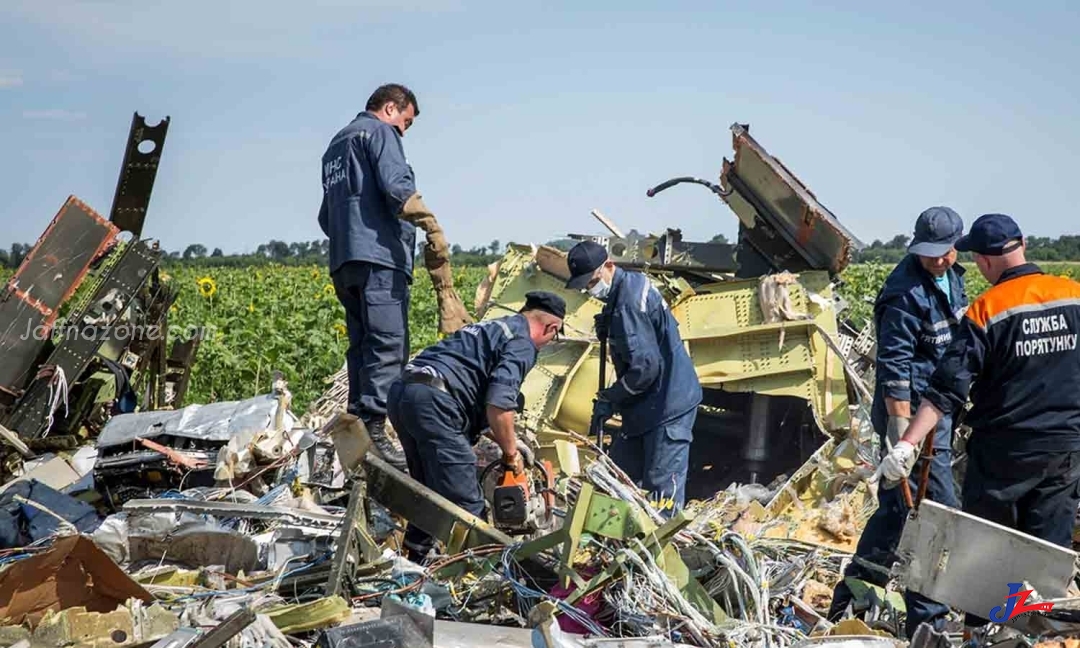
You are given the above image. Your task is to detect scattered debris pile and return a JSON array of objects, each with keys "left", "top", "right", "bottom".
[{"left": 3, "top": 117, "right": 1080, "bottom": 648}]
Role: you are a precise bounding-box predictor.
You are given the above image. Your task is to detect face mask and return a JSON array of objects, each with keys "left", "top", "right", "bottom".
[{"left": 588, "top": 277, "right": 611, "bottom": 300}]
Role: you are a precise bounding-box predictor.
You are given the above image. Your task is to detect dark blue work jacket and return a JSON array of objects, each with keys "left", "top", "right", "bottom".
[
  {"left": 872, "top": 256, "right": 968, "bottom": 449},
  {"left": 925, "top": 264, "right": 1080, "bottom": 453},
  {"left": 410, "top": 314, "right": 538, "bottom": 441},
  {"left": 597, "top": 268, "right": 702, "bottom": 437},
  {"left": 318, "top": 111, "right": 417, "bottom": 276}
]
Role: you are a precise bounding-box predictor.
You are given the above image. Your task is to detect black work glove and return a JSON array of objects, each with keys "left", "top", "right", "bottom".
[
  {"left": 594, "top": 313, "right": 609, "bottom": 341},
  {"left": 592, "top": 397, "right": 615, "bottom": 422}
]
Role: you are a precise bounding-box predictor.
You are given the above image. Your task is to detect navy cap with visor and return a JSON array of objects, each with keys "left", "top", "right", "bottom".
[
  {"left": 955, "top": 213, "right": 1024, "bottom": 256},
  {"left": 565, "top": 240, "right": 609, "bottom": 290}
]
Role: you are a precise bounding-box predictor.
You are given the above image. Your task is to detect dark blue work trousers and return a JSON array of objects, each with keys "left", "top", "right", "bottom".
[
  {"left": 331, "top": 261, "right": 410, "bottom": 422},
  {"left": 609, "top": 407, "right": 696, "bottom": 515},
  {"left": 828, "top": 448, "right": 959, "bottom": 638},
  {"left": 386, "top": 379, "right": 485, "bottom": 561},
  {"left": 961, "top": 443, "right": 1080, "bottom": 627}
]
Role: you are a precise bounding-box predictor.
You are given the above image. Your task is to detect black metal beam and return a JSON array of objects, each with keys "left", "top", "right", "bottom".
[{"left": 109, "top": 112, "right": 170, "bottom": 238}]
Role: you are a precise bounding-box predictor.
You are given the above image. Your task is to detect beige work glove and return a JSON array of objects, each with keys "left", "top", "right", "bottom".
[{"left": 400, "top": 192, "right": 473, "bottom": 335}]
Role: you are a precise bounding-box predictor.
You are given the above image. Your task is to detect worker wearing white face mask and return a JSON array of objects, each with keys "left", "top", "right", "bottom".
[{"left": 564, "top": 241, "right": 703, "bottom": 514}]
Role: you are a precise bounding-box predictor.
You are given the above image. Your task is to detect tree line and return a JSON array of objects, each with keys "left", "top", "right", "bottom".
[
  {"left": 2, "top": 234, "right": 1078, "bottom": 270},
  {"left": 853, "top": 234, "right": 1080, "bottom": 264}
]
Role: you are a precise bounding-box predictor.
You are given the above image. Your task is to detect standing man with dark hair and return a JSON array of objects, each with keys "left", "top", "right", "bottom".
[
  {"left": 827, "top": 207, "right": 968, "bottom": 637},
  {"left": 318, "top": 83, "right": 455, "bottom": 471},
  {"left": 563, "top": 240, "right": 702, "bottom": 515},
  {"left": 878, "top": 213, "right": 1080, "bottom": 640}
]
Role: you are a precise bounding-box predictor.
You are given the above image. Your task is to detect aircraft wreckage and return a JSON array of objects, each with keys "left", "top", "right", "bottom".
[{"left": 2, "top": 120, "right": 1078, "bottom": 648}]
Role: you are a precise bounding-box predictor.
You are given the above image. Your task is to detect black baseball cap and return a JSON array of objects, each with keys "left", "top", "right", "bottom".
[
  {"left": 955, "top": 213, "right": 1024, "bottom": 256},
  {"left": 565, "top": 240, "right": 609, "bottom": 290},
  {"left": 523, "top": 291, "right": 566, "bottom": 332},
  {"left": 907, "top": 206, "right": 964, "bottom": 257}
]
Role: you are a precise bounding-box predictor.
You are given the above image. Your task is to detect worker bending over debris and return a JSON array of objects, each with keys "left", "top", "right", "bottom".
[
  {"left": 386, "top": 291, "right": 566, "bottom": 564},
  {"left": 317, "top": 83, "right": 471, "bottom": 473},
  {"left": 829, "top": 207, "right": 968, "bottom": 637},
  {"left": 564, "top": 241, "right": 702, "bottom": 515},
  {"left": 878, "top": 213, "right": 1080, "bottom": 638}
]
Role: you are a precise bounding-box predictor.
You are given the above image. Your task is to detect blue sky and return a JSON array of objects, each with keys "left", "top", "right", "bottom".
[{"left": 2, "top": 0, "right": 1078, "bottom": 256}]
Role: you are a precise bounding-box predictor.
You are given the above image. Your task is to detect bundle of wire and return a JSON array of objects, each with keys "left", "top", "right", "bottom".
[{"left": 497, "top": 544, "right": 608, "bottom": 638}]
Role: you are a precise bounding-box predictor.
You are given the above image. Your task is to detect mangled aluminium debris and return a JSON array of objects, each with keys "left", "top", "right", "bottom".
[
  {"left": 893, "top": 500, "right": 1078, "bottom": 624},
  {"left": 471, "top": 243, "right": 852, "bottom": 498},
  {"left": 0, "top": 112, "right": 202, "bottom": 452},
  {"left": 92, "top": 390, "right": 299, "bottom": 507}
]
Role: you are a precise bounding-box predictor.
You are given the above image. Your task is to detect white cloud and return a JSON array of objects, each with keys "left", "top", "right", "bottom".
[
  {"left": 0, "top": 73, "right": 23, "bottom": 88},
  {"left": 22, "top": 109, "right": 88, "bottom": 121}
]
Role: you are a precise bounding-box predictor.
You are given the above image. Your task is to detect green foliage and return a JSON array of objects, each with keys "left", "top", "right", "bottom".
[
  {"left": 5, "top": 259, "right": 1080, "bottom": 415},
  {"left": 160, "top": 264, "right": 489, "bottom": 413},
  {"left": 836, "top": 261, "right": 1080, "bottom": 328}
]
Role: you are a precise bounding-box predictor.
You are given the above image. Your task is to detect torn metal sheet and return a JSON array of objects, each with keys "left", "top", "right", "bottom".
[
  {"left": 0, "top": 196, "right": 119, "bottom": 398},
  {"left": 121, "top": 498, "right": 343, "bottom": 528},
  {"left": 128, "top": 521, "right": 260, "bottom": 574},
  {"left": 30, "top": 601, "right": 180, "bottom": 647},
  {"left": 894, "top": 499, "right": 1077, "bottom": 620},
  {"left": 0, "top": 534, "right": 154, "bottom": 629},
  {"left": 96, "top": 393, "right": 292, "bottom": 449},
  {"left": 719, "top": 123, "right": 864, "bottom": 277},
  {"left": 6, "top": 238, "right": 162, "bottom": 439}
]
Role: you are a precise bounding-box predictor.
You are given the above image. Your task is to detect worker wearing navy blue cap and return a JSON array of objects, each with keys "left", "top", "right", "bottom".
[
  {"left": 564, "top": 240, "right": 702, "bottom": 515},
  {"left": 386, "top": 290, "right": 565, "bottom": 564},
  {"left": 828, "top": 206, "right": 969, "bottom": 636},
  {"left": 879, "top": 213, "right": 1080, "bottom": 635}
]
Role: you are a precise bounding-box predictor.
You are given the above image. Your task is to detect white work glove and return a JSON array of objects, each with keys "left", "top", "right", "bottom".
[{"left": 873, "top": 440, "right": 917, "bottom": 487}]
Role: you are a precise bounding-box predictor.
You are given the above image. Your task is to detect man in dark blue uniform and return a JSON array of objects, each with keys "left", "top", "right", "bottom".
[
  {"left": 828, "top": 207, "right": 968, "bottom": 637},
  {"left": 386, "top": 291, "right": 566, "bottom": 564},
  {"left": 318, "top": 83, "right": 448, "bottom": 471},
  {"left": 880, "top": 213, "right": 1080, "bottom": 638},
  {"left": 563, "top": 241, "right": 702, "bottom": 515}
]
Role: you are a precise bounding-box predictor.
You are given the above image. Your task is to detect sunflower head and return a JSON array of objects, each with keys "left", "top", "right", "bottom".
[
  {"left": 196, "top": 276, "right": 217, "bottom": 298},
  {"left": 311, "top": 268, "right": 321, "bottom": 280},
  {"left": 323, "top": 284, "right": 335, "bottom": 297},
  {"left": 333, "top": 322, "right": 347, "bottom": 336}
]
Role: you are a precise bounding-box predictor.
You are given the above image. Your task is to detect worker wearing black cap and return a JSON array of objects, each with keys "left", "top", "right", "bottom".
[
  {"left": 878, "top": 214, "right": 1080, "bottom": 635},
  {"left": 386, "top": 291, "right": 566, "bottom": 563},
  {"left": 564, "top": 240, "right": 702, "bottom": 515}
]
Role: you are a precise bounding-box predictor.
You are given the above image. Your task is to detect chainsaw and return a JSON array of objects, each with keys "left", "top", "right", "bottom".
[{"left": 483, "top": 456, "right": 556, "bottom": 536}]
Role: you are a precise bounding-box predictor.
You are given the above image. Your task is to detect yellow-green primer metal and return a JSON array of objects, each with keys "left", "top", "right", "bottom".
[{"left": 475, "top": 244, "right": 851, "bottom": 439}]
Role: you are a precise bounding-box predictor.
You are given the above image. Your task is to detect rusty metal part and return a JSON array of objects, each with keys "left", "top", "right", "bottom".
[
  {"left": 915, "top": 435, "right": 934, "bottom": 507},
  {"left": 138, "top": 437, "right": 207, "bottom": 470},
  {"left": 0, "top": 197, "right": 119, "bottom": 400},
  {"left": 719, "top": 123, "right": 864, "bottom": 277},
  {"left": 109, "top": 112, "right": 170, "bottom": 237}
]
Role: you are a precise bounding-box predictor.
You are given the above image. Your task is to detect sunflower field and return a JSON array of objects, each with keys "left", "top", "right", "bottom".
[
  {"left": 3, "top": 261, "right": 1079, "bottom": 414},
  {"left": 158, "top": 264, "right": 490, "bottom": 412}
]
